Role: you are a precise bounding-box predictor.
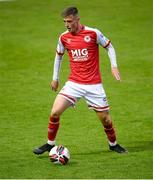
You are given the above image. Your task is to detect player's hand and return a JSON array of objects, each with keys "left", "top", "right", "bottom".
[
  {"left": 111, "top": 67, "right": 121, "bottom": 81},
  {"left": 50, "top": 80, "right": 59, "bottom": 91}
]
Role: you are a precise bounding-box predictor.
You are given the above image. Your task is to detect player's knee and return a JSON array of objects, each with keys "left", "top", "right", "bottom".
[
  {"left": 50, "top": 113, "right": 59, "bottom": 119},
  {"left": 100, "top": 111, "right": 111, "bottom": 125},
  {"left": 50, "top": 110, "right": 60, "bottom": 119}
]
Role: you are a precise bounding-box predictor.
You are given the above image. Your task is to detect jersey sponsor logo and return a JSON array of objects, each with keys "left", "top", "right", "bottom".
[
  {"left": 71, "top": 48, "right": 88, "bottom": 61},
  {"left": 84, "top": 35, "right": 91, "bottom": 42}
]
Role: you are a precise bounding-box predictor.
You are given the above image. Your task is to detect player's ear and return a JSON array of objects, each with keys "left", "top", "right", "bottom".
[{"left": 74, "top": 15, "right": 80, "bottom": 21}]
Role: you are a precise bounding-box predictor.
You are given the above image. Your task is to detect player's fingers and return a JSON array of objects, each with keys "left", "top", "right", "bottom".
[
  {"left": 51, "top": 86, "right": 56, "bottom": 91},
  {"left": 115, "top": 73, "right": 121, "bottom": 81},
  {"left": 51, "top": 85, "right": 58, "bottom": 91},
  {"left": 50, "top": 81, "right": 59, "bottom": 91},
  {"left": 50, "top": 84, "right": 53, "bottom": 90}
]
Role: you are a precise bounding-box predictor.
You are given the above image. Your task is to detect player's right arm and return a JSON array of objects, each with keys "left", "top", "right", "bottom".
[
  {"left": 51, "top": 36, "right": 65, "bottom": 91},
  {"left": 50, "top": 53, "right": 62, "bottom": 91}
]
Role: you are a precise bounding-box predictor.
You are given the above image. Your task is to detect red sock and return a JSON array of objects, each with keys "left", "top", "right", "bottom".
[
  {"left": 104, "top": 122, "right": 116, "bottom": 143},
  {"left": 48, "top": 116, "right": 59, "bottom": 141}
]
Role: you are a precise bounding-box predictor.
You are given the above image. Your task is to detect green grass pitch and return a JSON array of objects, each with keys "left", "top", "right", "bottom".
[{"left": 0, "top": 0, "right": 153, "bottom": 179}]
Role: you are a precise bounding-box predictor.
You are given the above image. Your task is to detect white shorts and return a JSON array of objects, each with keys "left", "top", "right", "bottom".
[{"left": 58, "top": 81, "right": 109, "bottom": 111}]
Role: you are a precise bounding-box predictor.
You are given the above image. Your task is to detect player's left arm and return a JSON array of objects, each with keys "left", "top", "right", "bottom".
[
  {"left": 106, "top": 43, "right": 121, "bottom": 81},
  {"left": 96, "top": 29, "right": 121, "bottom": 81}
]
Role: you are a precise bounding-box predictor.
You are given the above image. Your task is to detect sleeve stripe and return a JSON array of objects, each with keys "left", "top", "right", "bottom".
[
  {"left": 56, "top": 50, "right": 64, "bottom": 56},
  {"left": 103, "top": 40, "right": 111, "bottom": 48}
]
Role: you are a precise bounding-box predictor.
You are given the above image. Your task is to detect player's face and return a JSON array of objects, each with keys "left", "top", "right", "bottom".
[{"left": 63, "top": 15, "right": 80, "bottom": 34}]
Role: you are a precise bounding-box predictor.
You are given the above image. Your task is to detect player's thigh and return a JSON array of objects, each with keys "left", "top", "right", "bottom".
[
  {"left": 51, "top": 95, "right": 72, "bottom": 117},
  {"left": 85, "top": 84, "right": 109, "bottom": 111}
]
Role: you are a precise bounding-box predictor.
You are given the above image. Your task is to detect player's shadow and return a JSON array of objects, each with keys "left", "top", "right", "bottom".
[
  {"left": 35, "top": 154, "right": 49, "bottom": 159},
  {"left": 126, "top": 140, "right": 153, "bottom": 153},
  {"left": 34, "top": 140, "right": 153, "bottom": 161},
  {"left": 33, "top": 152, "right": 79, "bottom": 166},
  {"left": 71, "top": 140, "right": 153, "bottom": 155},
  {"left": 71, "top": 149, "right": 108, "bottom": 156}
]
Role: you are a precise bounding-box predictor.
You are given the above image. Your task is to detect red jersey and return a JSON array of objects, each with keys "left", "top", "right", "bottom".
[{"left": 56, "top": 25, "right": 110, "bottom": 84}]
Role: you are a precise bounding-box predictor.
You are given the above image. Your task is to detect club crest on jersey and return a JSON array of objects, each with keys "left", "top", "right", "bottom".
[
  {"left": 84, "top": 35, "right": 91, "bottom": 42},
  {"left": 67, "top": 38, "right": 71, "bottom": 44}
]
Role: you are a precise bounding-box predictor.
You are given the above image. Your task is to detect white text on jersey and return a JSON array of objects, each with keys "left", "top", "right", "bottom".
[{"left": 71, "top": 48, "right": 88, "bottom": 61}]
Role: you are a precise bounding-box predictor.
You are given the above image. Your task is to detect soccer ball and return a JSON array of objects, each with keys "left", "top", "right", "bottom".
[{"left": 49, "top": 145, "right": 70, "bottom": 165}]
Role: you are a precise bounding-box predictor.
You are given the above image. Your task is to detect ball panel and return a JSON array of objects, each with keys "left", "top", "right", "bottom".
[{"left": 49, "top": 145, "right": 70, "bottom": 165}]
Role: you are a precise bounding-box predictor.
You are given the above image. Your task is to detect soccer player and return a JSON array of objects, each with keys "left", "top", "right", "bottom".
[{"left": 33, "top": 7, "right": 127, "bottom": 154}]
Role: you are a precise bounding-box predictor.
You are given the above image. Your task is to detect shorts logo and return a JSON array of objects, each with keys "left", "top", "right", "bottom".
[
  {"left": 103, "top": 97, "right": 107, "bottom": 101},
  {"left": 84, "top": 35, "right": 91, "bottom": 42},
  {"left": 71, "top": 48, "right": 88, "bottom": 61}
]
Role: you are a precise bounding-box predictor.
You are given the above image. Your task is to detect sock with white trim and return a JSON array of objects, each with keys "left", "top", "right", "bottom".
[
  {"left": 48, "top": 116, "right": 59, "bottom": 143},
  {"left": 104, "top": 122, "right": 117, "bottom": 145}
]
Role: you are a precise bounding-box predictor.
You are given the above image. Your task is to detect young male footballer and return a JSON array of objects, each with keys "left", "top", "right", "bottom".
[{"left": 33, "top": 7, "right": 127, "bottom": 154}]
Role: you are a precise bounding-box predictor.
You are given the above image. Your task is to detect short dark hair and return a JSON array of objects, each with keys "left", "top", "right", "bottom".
[{"left": 61, "top": 7, "right": 78, "bottom": 17}]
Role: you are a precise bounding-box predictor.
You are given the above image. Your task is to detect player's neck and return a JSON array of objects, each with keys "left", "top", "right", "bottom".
[{"left": 72, "top": 24, "right": 83, "bottom": 35}]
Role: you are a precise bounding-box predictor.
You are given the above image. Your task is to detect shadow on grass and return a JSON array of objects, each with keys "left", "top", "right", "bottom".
[
  {"left": 37, "top": 155, "right": 49, "bottom": 159},
  {"left": 71, "top": 149, "right": 110, "bottom": 156},
  {"left": 33, "top": 153, "right": 79, "bottom": 166},
  {"left": 126, "top": 140, "right": 153, "bottom": 153}
]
